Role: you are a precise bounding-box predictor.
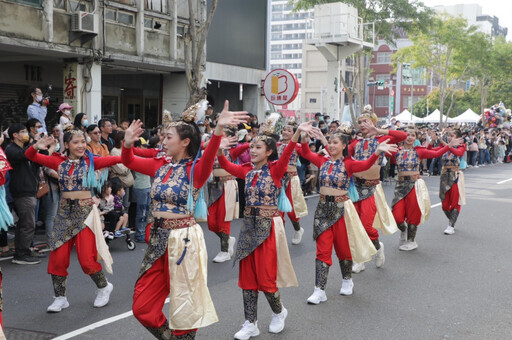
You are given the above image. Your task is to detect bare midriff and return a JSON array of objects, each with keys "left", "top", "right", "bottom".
[
  {"left": 320, "top": 187, "right": 348, "bottom": 196},
  {"left": 62, "top": 191, "right": 92, "bottom": 199}
]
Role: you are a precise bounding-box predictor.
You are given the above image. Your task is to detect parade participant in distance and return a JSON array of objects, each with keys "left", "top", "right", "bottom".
[
  {"left": 123, "top": 101, "right": 248, "bottom": 340},
  {"left": 300, "top": 124, "right": 397, "bottom": 304},
  {"left": 391, "top": 127, "right": 461, "bottom": 251},
  {"left": 25, "top": 129, "right": 118, "bottom": 313},
  {"left": 218, "top": 118, "right": 313, "bottom": 340},
  {"left": 440, "top": 129, "right": 466, "bottom": 235},
  {"left": 348, "top": 105, "right": 407, "bottom": 273},
  {"left": 277, "top": 117, "right": 308, "bottom": 245}
]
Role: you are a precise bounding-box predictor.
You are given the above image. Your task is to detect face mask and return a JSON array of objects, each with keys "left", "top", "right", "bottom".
[
  {"left": 86, "top": 136, "right": 91, "bottom": 143},
  {"left": 36, "top": 95, "right": 43, "bottom": 102},
  {"left": 55, "top": 143, "right": 60, "bottom": 152},
  {"left": 64, "top": 110, "right": 71, "bottom": 116},
  {"left": 21, "top": 134, "right": 30, "bottom": 143},
  {"left": 37, "top": 127, "right": 44, "bottom": 135},
  {"left": 199, "top": 126, "right": 205, "bottom": 134},
  {"left": 83, "top": 119, "right": 89, "bottom": 127}
]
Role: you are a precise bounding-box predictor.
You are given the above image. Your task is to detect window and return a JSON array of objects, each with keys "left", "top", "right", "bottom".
[
  {"left": 375, "top": 95, "right": 389, "bottom": 108},
  {"left": 11, "top": 0, "right": 42, "bottom": 8},
  {"left": 144, "top": 17, "right": 167, "bottom": 30},
  {"left": 145, "top": 0, "right": 167, "bottom": 13},
  {"left": 105, "top": 9, "right": 134, "bottom": 26},
  {"left": 376, "top": 74, "right": 390, "bottom": 82},
  {"left": 376, "top": 52, "right": 392, "bottom": 64},
  {"left": 271, "top": 45, "right": 282, "bottom": 51},
  {"left": 112, "top": 0, "right": 134, "bottom": 5},
  {"left": 53, "top": 0, "right": 65, "bottom": 9},
  {"left": 68, "top": 0, "right": 88, "bottom": 11}
]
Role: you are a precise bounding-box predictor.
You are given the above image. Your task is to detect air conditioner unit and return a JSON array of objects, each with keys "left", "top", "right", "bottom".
[{"left": 71, "top": 11, "right": 99, "bottom": 34}]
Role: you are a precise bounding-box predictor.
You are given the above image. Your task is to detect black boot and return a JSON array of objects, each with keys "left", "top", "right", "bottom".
[
  {"left": 264, "top": 290, "right": 283, "bottom": 314},
  {"left": 242, "top": 290, "right": 258, "bottom": 323},
  {"left": 90, "top": 271, "right": 107, "bottom": 288},
  {"left": 315, "top": 259, "right": 329, "bottom": 290},
  {"left": 216, "top": 232, "right": 229, "bottom": 252},
  {"left": 291, "top": 220, "right": 301, "bottom": 231},
  {"left": 449, "top": 209, "right": 459, "bottom": 227},
  {"left": 339, "top": 259, "right": 353, "bottom": 280},
  {"left": 144, "top": 320, "right": 174, "bottom": 340},
  {"left": 371, "top": 238, "right": 381, "bottom": 250},
  {"left": 407, "top": 224, "right": 417, "bottom": 242},
  {"left": 397, "top": 222, "right": 407, "bottom": 233},
  {"left": 443, "top": 209, "right": 451, "bottom": 220},
  {"left": 51, "top": 275, "right": 67, "bottom": 297}
]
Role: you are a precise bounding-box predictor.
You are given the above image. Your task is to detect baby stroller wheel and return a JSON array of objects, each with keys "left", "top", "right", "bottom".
[{"left": 126, "top": 240, "right": 136, "bottom": 251}]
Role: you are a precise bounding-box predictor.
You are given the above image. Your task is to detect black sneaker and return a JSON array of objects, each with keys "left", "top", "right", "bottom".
[{"left": 12, "top": 255, "right": 41, "bottom": 265}]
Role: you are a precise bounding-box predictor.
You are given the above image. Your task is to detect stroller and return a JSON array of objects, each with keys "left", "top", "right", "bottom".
[{"left": 103, "top": 217, "right": 136, "bottom": 251}]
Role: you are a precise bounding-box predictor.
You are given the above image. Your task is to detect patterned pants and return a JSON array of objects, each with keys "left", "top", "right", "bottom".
[
  {"left": 392, "top": 188, "right": 422, "bottom": 226},
  {"left": 316, "top": 217, "right": 352, "bottom": 265},
  {"left": 353, "top": 196, "right": 379, "bottom": 241}
]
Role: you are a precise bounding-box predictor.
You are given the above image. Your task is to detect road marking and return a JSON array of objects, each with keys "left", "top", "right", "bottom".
[
  {"left": 497, "top": 177, "right": 512, "bottom": 185},
  {"left": 53, "top": 298, "right": 170, "bottom": 339},
  {"left": 431, "top": 202, "right": 441, "bottom": 208}
]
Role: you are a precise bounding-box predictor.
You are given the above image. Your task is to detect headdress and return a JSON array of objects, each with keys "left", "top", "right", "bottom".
[
  {"left": 254, "top": 112, "right": 281, "bottom": 143},
  {"left": 359, "top": 104, "right": 378, "bottom": 125},
  {"left": 167, "top": 100, "right": 208, "bottom": 128},
  {"left": 285, "top": 116, "right": 298, "bottom": 129},
  {"left": 333, "top": 122, "right": 354, "bottom": 136}
]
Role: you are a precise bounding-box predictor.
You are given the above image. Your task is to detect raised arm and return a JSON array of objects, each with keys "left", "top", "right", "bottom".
[
  {"left": 378, "top": 129, "right": 407, "bottom": 144},
  {"left": 218, "top": 154, "right": 252, "bottom": 179},
  {"left": 121, "top": 144, "right": 164, "bottom": 177},
  {"left": 448, "top": 144, "right": 466, "bottom": 157},
  {"left": 299, "top": 142, "right": 328, "bottom": 168},
  {"left": 25, "top": 145, "right": 63, "bottom": 171},
  {"left": 133, "top": 147, "right": 160, "bottom": 158},
  {"left": 192, "top": 133, "right": 222, "bottom": 188},
  {"left": 344, "top": 154, "right": 379, "bottom": 176},
  {"left": 271, "top": 140, "right": 297, "bottom": 180},
  {"left": 230, "top": 142, "right": 250, "bottom": 160},
  {"left": 93, "top": 155, "right": 122, "bottom": 170},
  {"left": 416, "top": 145, "right": 450, "bottom": 160}
]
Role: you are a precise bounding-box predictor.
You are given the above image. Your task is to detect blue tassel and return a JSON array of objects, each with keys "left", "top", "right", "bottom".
[
  {"left": 459, "top": 157, "right": 467, "bottom": 170},
  {"left": 296, "top": 158, "right": 301, "bottom": 168},
  {"left": 194, "top": 187, "right": 207, "bottom": 220},
  {"left": 277, "top": 182, "right": 292, "bottom": 212},
  {"left": 176, "top": 246, "right": 187, "bottom": 265},
  {"left": 0, "top": 186, "right": 13, "bottom": 231},
  {"left": 186, "top": 148, "right": 202, "bottom": 214},
  {"left": 348, "top": 177, "right": 359, "bottom": 202}
]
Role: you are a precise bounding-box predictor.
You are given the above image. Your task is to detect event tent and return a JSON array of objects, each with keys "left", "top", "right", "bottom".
[
  {"left": 394, "top": 109, "right": 423, "bottom": 123},
  {"left": 422, "top": 109, "right": 453, "bottom": 123},
  {"left": 450, "top": 109, "right": 481, "bottom": 123}
]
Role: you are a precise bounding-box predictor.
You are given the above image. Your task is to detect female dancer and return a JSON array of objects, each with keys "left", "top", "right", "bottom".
[
  {"left": 208, "top": 126, "right": 248, "bottom": 263},
  {"left": 218, "top": 120, "right": 312, "bottom": 340},
  {"left": 25, "top": 130, "right": 119, "bottom": 312},
  {"left": 122, "top": 101, "right": 248, "bottom": 340},
  {"left": 348, "top": 106, "right": 407, "bottom": 273},
  {"left": 277, "top": 118, "right": 308, "bottom": 244},
  {"left": 440, "top": 130, "right": 466, "bottom": 235},
  {"left": 391, "top": 127, "right": 461, "bottom": 251},
  {"left": 300, "top": 124, "right": 397, "bottom": 304}
]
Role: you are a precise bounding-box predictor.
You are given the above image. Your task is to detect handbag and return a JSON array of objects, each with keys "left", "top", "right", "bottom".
[{"left": 36, "top": 181, "right": 50, "bottom": 199}]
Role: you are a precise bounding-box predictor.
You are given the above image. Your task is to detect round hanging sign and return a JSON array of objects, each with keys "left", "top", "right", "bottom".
[{"left": 262, "top": 69, "right": 299, "bottom": 106}]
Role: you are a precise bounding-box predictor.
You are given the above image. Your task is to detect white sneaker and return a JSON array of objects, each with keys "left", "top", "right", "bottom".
[
  {"left": 399, "top": 230, "right": 407, "bottom": 247},
  {"left": 291, "top": 227, "right": 304, "bottom": 245},
  {"left": 444, "top": 226, "right": 455, "bottom": 235},
  {"left": 399, "top": 240, "right": 418, "bottom": 251},
  {"left": 93, "top": 282, "right": 113, "bottom": 307},
  {"left": 375, "top": 242, "right": 385, "bottom": 268},
  {"left": 47, "top": 296, "right": 69, "bottom": 313},
  {"left": 228, "top": 236, "right": 236, "bottom": 257},
  {"left": 306, "top": 287, "right": 327, "bottom": 305},
  {"left": 269, "top": 307, "right": 288, "bottom": 334},
  {"left": 234, "top": 320, "right": 260, "bottom": 340},
  {"left": 352, "top": 262, "right": 365, "bottom": 273},
  {"left": 212, "top": 251, "right": 231, "bottom": 263},
  {"left": 339, "top": 279, "right": 354, "bottom": 296}
]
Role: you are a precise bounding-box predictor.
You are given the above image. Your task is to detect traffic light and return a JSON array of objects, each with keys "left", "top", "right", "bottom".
[{"left": 377, "top": 80, "right": 385, "bottom": 86}]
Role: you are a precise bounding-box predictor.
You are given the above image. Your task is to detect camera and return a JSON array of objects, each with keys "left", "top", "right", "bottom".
[{"left": 42, "top": 84, "right": 58, "bottom": 105}]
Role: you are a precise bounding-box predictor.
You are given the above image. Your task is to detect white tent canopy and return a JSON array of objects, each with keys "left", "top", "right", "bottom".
[
  {"left": 451, "top": 109, "right": 481, "bottom": 123},
  {"left": 422, "top": 109, "right": 453, "bottom": 123},
  {"left": 394, "top": 109, "right": 423, "bottom": 123}
]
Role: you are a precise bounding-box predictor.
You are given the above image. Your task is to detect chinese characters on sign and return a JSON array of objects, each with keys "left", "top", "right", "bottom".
[
  {"left": 263, "top": 69, "right": 299, "bottom": 106},
  {"left": 62, "top": 62, "right": 79, "bottom": 114}
]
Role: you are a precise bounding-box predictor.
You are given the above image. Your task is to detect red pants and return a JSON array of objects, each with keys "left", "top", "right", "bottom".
[
  {"left": 283, "top": 182, "right": 300, "bottom": 222},
  {"left": 392, "top": 187, "right": 422, "bottom": 226},
  {"left": 353, "top": 195, "right": 380, "bottom": 241},
  {"left": 207, "top": 193, "right": 231, "bottom": 235},
  {"left": 132, "top": 251, "right": 196, "bottom": 336},
  {"left": 47, "top": 227, "right": 102, "bottom": 276},
  {"left": 239, "top": 223, "right": 277, "bottom": 293},
  {"left": 442, "top": 184, "right": 461, "bottom": 212},
  {"left": 316, "top": 217, "right": 351, "bottom": 265}
]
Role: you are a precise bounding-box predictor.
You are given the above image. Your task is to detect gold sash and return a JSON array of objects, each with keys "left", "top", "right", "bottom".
[
  {"left": 223, "top": 179, "right": 239, "bottom": 221},
  {"left": 273, "top": 216, "right": 298, "bottom": 288},
  {"left": 344, "top": 200, "right": 377, "bottom": 263},
  {"left": 84, "top": 205, "right": 113, "bottom": 274},
  {"left": 372, "top": 184, "right": 399, "bottom": 235},
  {"left": 414, "top": 179, "right": 431, "bottom": 225},
  {"left": 290, "top": 175, "right": 308, "bottom": 218},
  {"left": 167, "top": 224, "right": 218, "bottom": 330}
]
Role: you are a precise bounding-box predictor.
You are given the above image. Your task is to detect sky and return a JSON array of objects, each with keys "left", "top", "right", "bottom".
[{"left": 422, "top": 0, "right": 512, "bottom": 39}]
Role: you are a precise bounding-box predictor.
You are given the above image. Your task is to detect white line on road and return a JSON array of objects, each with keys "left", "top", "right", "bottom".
[
  {"left": 431, "top": 202, "right": 441, "bottom": 208},
  {"left": 497, "top": 177, "right": 512, "bottom": 185},
  {"left": 53, "top": 298, "right": 170, "bottom": 340}
]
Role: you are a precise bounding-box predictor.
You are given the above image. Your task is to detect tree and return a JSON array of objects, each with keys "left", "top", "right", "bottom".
[
  {"left": 184, "top": 0, "right": 219, "bottom": 107},
  {"left": 394, "top": 14, "right": 476, "bottom": 126},
  {"left": 293, "top": 0, "right": 432, "bottom": 125}
]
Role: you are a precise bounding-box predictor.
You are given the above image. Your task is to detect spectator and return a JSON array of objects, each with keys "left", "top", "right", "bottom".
[
  {"left": 26, "top": 87, "right": 48, "bottom": 133},
  {"left": 86, "top": 124, "right": 109, "bottom": 157},
  {"left": 5, "top": 124, "right": 41, "bottom": 265},
  {"left": 312, "top": 112, "right": 322, "bottom": 127},
  {"left": 39, "top": 135, "right": 61, "bottom": 243},
  {"left": 57, "top": 103, "right": 73, "bottom": 127},
  {"left": 132, "top": 140, "right": 151, "bottom": 243},
  {"left": 73, "top": 113, "right": 89, "bottom": 132},
  {"left": 119, "top": 120, "right": 130, "bottom": 131},
  {"left": 329, "top": 120, "right": 339, "bottom": 133},
  {"left": 26, "top": 118, "right": 43, "bottom": 142},
  {"left": 98, "top": 119, "right": 114, "bottom": 152},
  {"left": 110, "top": 181, "right": 129, "bottom": 238},
  {"left": 109, "top": 131, "right": 134, "bottom": 209},
  {"left": 109, "top": 119, "right": 119, "bottom": 140}
]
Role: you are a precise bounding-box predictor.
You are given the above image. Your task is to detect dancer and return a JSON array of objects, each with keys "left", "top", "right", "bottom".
[
  {"left": 277, "top": 117, "right": 308, "bottom": 244},
  {"left": 218, "top": 119, "right": 312, "bottom": 340},
  {"left": 348, "top": 105, "right": 407, "bottom": 273},
  {"left": 440, "top": 130, "right": 466, "bottom": 235},
  {"left": 208, "top": 126, "right": 248, "bottom": 263},
  {"left": 391, "top": 127, "right": 461, "bottom": 250},
  {"left": 25, "top": 130, "right": 117, "bottom": 312},
  {"left": 123, "top": 101, "right": 248, "bottom": 339},
  {"left": 300, "top": 124, "right": 397, "bottom": 304}
]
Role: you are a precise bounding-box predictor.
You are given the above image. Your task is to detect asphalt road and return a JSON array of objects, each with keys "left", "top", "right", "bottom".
[{"left": 3, "top": 163, "right": 512, "bottom": 340}]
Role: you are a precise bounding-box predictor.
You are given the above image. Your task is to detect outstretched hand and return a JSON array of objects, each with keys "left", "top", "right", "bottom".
[
  {"left": 34, "top": 135, "right": 55, "bottom": 151},
  {"left": 376, "top": 139, "right": 398, "bottom": 156},
  {"left": 449, "top": 137, "right": 463, "bottom": 148},
  {"left": 220, "top": 136, "right": 238, "bottom": 150},
  {"left": 124, "top": 120, "right": 144, "bottom": 148},
  {"left": 360, "top": 121, "right": 379, "bottom": 136},
  {"left": 216, "top": 100, "right": 250, "bottom": 132}
]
